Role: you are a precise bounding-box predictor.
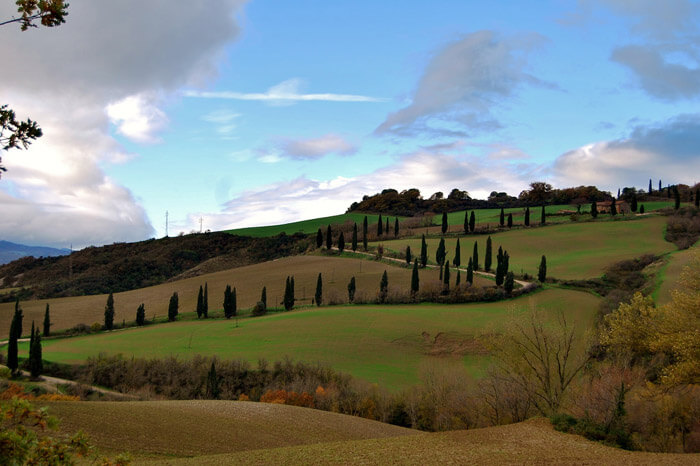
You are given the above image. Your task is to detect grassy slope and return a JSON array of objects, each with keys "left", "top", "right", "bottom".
[
  {"left": 33, "top": 288, "right": 598, "bottom": 389},
  {"left": 153, "top": 417, "right": 696, "bottom": 465},
  {"left": 44, "top": 400, "right": 417, "bottom": 460},
  {"left": 1, "top": 255, "right": 477, "bottom": 337},
  {"left": 654, "top": 245, "right": 698, "bottom": 305},
  {"left": 225, "top": 213, "right": 398, "bottom": 237},
  {"left": 380, "top": 216, "right": 675, "bottom": 280}
]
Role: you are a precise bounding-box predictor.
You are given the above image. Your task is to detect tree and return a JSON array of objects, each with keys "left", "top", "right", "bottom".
[
  {"left": 377, "top": 214, "right": 383, "bottom": 236},
  {"left": 453, "top": 238, "right": 461, "bottom": 267},
  {"left": 524, "top": 207, "right": 530, "bottom": 226},
  {"left": 315, "top": 273, "right": 323, "bottom": 307},
  {"left": 206, "top": 361, "right": 220, "bottom": 399},
  {"left": 538, "top": 255, "right": 547, "bottom": 283},
  {"left": 338, "top": 232, "right": 345, "bottom": 253},
  {"left": 639, "top": 204, "right": 645, "bottom": 214},
  {"left": 203, "top": 282, "right": 209, "bottom": 318},
  {"left": 507, "top": 213, "right": 513, "bottom": 228},
  {"left": 363, "top": 216, "right": 368, "bottom": 251},
  {"left": 455, "top": 269, "right": 461, "bottom": 287},
  {"left": 540, "top": 205, "right": 546, "bottom": 225},
  {"left": 316, "top": 228, "right": 323, "bottom": 249},
  {"left": 443, "top": 260, "right": 450, "bottom": 291},
  {"left": 352, "top": 223, "right": 358, "bottom": 252},
  {"left": 472, "top": 241, "right": 479, "bottom": 271},
  {"left": 436, "top": 238, "right": 446, "bottom": 266},
  {"left": 674, "top": 185, "right": 681, "bottom": 210},
  {"left": 649, "top": 178, "right": 653, "bottom": 194},
  {"left": 379, "top": 270, "right": 388, "bottom": 303},
  {"left": 42, "top": 303, "right": 50, "bottom": 337},
  {"left": 284, "top": 276, "right": 295, "bottom": 311},
  {"left": 260, "top": 286, "right": 267, "bottom": 311},
  {"left": 630, "top": 193, "right": 638, "bottom": 212},
  {"left": 411, "top": 259, "right": 419, "bottom": 298},
  {"left": 326, "top": 224, "right": 333, "bottom": 250},
  {"left": 617, "top": 187, "right": 621, "bottom": 199},
  {"left": 500, "top": 208, "right": 505, "bottom": 227},
  {"left": 168, "top": 292, "right": 179, "bottom": 321},
  {"left": 504, "top": 272, "right": 514, "bottom": 295},
  {"left": 104, "top": 292, "right": 115, "bottom": 330},
  {"left": 348, "top": 276, "right": 356, "bottom": 303},
  {"left": 386, "top": 217, "right": 390, "bottom": 235},
  {"left": 232, "top": 287, "right": 237, "bottom": 316},
  {"left": 496, "top": 247, "right": 505, "bottom": 286},
  {"left": 439, "top": 262, "right": 443, "bottom": 281},
  {"left": 196, "top": 285, "right": 204, "bottom": 318},
  {"left": 591, "top": 201, "right": 598, "bottom": 218},
  {"left": 7, "top": 300, "right": 22, "bottom": 374},
  {"left": 467, "top": 257, "right": 474, "bottom": 285},
  {"left": 464, "top": 210, "right": 469, "bottom": 234},
  {"left": 420, "top": 234, "right": 428, "bottom": 268},
  {"left": 485, "top": 236, "right": 493, "bottom": 272},
  {"left": 610, "top": 198, "right": 617, "bottom": 216},
  {"left": 394, "top": 217, "right": 399, "bottom": 237},
  {"left": 223, "top": 285, "right": 234, "bottom": 318},
  {"left": 28, "top": 326, "right": 42, "bottom": 378},
  {"left": 696, "top": 189, "right": 699, "bottom": 208},
  {"left": 405, "top": 245, "right": 412, "bottom": 264},
  {"left": 136, "top": 303, "right": 146, "bottom": 326},
  {"left": 469, "top": 211, "right": 476, "bottom": 233},
  {"left": 441, "top": 211, "right": 448, "bottom": 234}
]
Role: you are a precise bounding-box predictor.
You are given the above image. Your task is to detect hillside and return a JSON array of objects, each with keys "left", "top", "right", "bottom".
[{"left": 0, "top": 240, "right": 70, "bottom": 265}]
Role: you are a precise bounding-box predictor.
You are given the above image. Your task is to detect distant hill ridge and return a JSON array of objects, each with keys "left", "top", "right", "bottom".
[{"left": 0, "top": 240, "right": 70, "bottom": 265}]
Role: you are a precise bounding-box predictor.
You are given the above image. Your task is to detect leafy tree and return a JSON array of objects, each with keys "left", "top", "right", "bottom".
[
  {"left": 484, "top": 236, "right": 493, "bottom": 272},
  {"left": 411, "top": 259, "right": 419, "bottom": 297},
  {"left": 467, "top": 257, "right": 474, "bottom": 284},
  {"left": 203, "top": 282, "right": 209, "bottom": 318},
  {"left": 196, "top": 285, "right": 204, "bottom": 318},
  {"left": 168, "top": 292, "right": 179, "bottom": 321},
  {"left": 104, "top": 292, "right": 115, "bottom": 330},
  {"left": 540, "top": 205, "right": 546, "bottom": 225},
  {"left": 504, "top": 272, "right": 515, "bottom": 295},
  {"left": 405, "top": 245, "right": 412, "bottom": 265},
  {"left": 363, "top": 216, "right": 368, "bottom": 251},
  {"left": 538, "top": 255, "right": 547, "bottom": 283},
  {"left": 206, "top": 361, "right": 220, "bottom": 399},
  {"left": 42, "top": 303, "right": 50, "bottom": 337},
  {"left": 136, "top": 303, "right": 145, "bottom": 326},
  {"left": 348, "top": 276, "right": 356, "bottom": 303},
  {"left": 326, "top": 224, "right": 333, "bottom": 250},
  {"left": 394, "top": 217, "right": 399, "bottom": 237},
  {"left": 610, "top": 198, "right": 617, "bottom": 216},
  {"left": 469, "top": 211, "right": 476, "bottom": 232},
  {"left": 379, "top": 270, "right": 388, "bottom": 303},
  {"left": 436, "top": 238, "right": 446, "bottom": 266},
  {"left": 260, "top": 286, "right": 267, "bottom": 311},
  {"left": 338, "top": 232, "right": 345, "bottom": 253},
  {"left": 472, "top": 241, "right": 479, "bottom": 271},
  {"left": 591, "top": 201, "right": 598, "bottom": 218},
  {"left": 639, "top": 204, "right": 645, "bottom": 214},
  {"left": 441, "top": 211, "right": 448, "bottom": 234},
  {"left": 507, "top": 213, "right": 513, "bottom": 228},
  {"left": 443, "top": 260, "right": 450, "bottom": 291},
  {"left": 499, "top": 208, "right": 505, "bottom": 227},
  {"left": 524, "top": 207, "right": 530, "bottom": 226},
  {"left": 420, "top": 234, "right": 428, "bottom": 268},
  {"left": 315, "top": 273, "right": 323, "bottom": 307},
  {"left": 377, "top": 214, "right": 383, "bottom": 236},
  {"left": 352, "top": 222, "right": 358, "bottom": 252},
  {"left": 316, "top": 228, "right": 323, "bottom": 249},
  {"left": 464, "top": 210, "right": 469, "bottom": 234},
  {"left": 28, "top": 326, "right": 42, "bottom": 378},
  {"left": 453, "top": 238, "right": 461, "bottom": 267}
]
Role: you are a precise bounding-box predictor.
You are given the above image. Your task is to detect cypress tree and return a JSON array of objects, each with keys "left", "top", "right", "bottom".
[
  {"left": 441, "top": 211, "right": 448, "bottom": 234},
  {"left": 136, "top": 303, "right": 146, "bottom": 326},
  {"left": 284, "top": 276, "right": 295, "bottom": 310},
  {"left": 261, "top": 286, "right": 267, "bottom": 311},
  {"left": 348, "top": 276, "right": 356, "bottom": 303},
  {"left": 104, "top": 292, "right": 115, "bottom": 330},
  {"left": 611, "top": 198, "right": 617, "bottom": 216},
  {"left": 591, "top": 201, "right": 598, "bottom": 218},
  {"left": 649, "top": 178, "right": 652, "bottom": 194},
  {"left": 196, "top": 285, "right": 204, "bottom": 318},
  {"left": 472, "top": 241, "right": 479, "bottom": 270},
  {"left": 455, "top": 269, "right": 461, "bottom": 287},
  {"left": 168, "top": 292, "right": 179, "bottom": 321},
  {"left": 496, "top": 247, "right": 505, "bottom": 286},
  {"left": 203, "top": 283, "right": 209, "bottom": 318},
  {"left": 659, "top": 180, "right": 662, "bottom": 192},
  {"left": 454, "top": 238, "right": 461, "bottom": 267},
  {"left": 223, "top": 285, "right": 233, "bottom": 318},
  {"left": 29, "top": 321, "right": 34, "bottom": 361},
  {"left": 206, "top": 361, "right": 220, "bottom": 399},
  {"left": 394, "top": 218, "right": 399, "bottom": 237},
  {"left": 326, "top": 224, "right": 333, "bottom": 249},
  {"left": 466, "top": 257, "right": 474, "bottom": 285},
  {"left": 540, "top": 205, "right": 546, "bottom": 225},
  {"left": 507, "top": 213, "right": 513, "bottom": 228},
  {"left": 464, "top": 210, "right": 469, "bottom": 234},
  {"left": 420, "top": 234, "right": 428, "bottom": 268},
  {"left": 411, "top": 259, "right": 419, "bottom": 297},
  {"left": 29, "top": 326, "right": 42, "bottom": 378},
  {"left": 405, "top": 245, "right": 412, "bottom": 264},
  {"left": 524, "top": 207, "right": 530, "bottom": 226},
  {"left": 499, "top": 208, "right": 505, "bottom": 227},
  {"left": 443, "top": 260, "right": 450, "bottom": 291},
  {"left": 640, "top": 204, "right": 645, "bottom": 214},
  {"left": 386, "top": 217, "right": 390, "bottom": 235},
  {"left": 7, "top": 303, "right": 20, "bottom": 374},
  {"left": 503, "top": 251, "right": 510, "bottom": 276},
  {"left": 232, "top": 287, "right": 237, "bottom": 316},
  {"left": 352, "top": 223, "right": 358, "bottom": 252},
  {"left": 538, "top": 255, "right": 547, "bottom": 282},
  {"left": 363, "top": 216, "right": 368, "bottom": 251},
  {"left": 378, "top": 214, "right": 383, "bottom": 236},
  {"left": 338, "top": 232, "right": 345, "bottom": 253},
  {"left": 485, "top": 236, "right": 492, "bottom": 272},
  {"left": 667, "top": 184, "right": 671, "bottom": 198},
  {"left": 439, "top": 263, "right": 443, "bottom": 281},
  {"left": 617, "top": 188, "right": 621, "bottom": 199},
  {"left": 504, "top": 272, "right": 515, "bottom": 295},
  {"left": 631, "top": 193, "right": 638, "bottom": 212},
  {"left": 315, "top": 273, "right": 323, "bottom": 307},
  {"left": 674, "top": 186, "right": 681, "bottom": 210},
  {"left": 469, "top": 211, "right": 476, "bottom": 232},
  {"left": 43, "top": 303, "right": 50, "bottom": 337},
  {"left": 379, "top": 270, "right": 388, "bottom": 303},
  {"left": 436, "top": 238, "right": 446, "bottom": 266},
  {"left": 316, "top": 228, "right": 323, "bottom": 249},
  {"left": 291, "top": 277, "right": 295, "bottom": 305}
]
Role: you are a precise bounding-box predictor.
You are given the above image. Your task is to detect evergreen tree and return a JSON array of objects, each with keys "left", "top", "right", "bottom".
[
  {"left": 168, "top": 292, "right": 179, "bottom": 321},
  {"left": 443, "top": 260, "right": 450, "bottom": 291},
  {"left": 436, "top": 237, "right": 446, "bottom": 266},
  {"left": 338, "top": 232, "right": 345, "bottom": 253},
  {"left": 405, "top": 245, "right": 412, "bottom": 264},
  {"left": 29, "top": 321, "right": 34, "bottom": 362},
  {"left": 196, "top": 285, "right": 204, "bottom": 318},
  {"left": 504, "top": 272, "right": 515, "bottom": 295},
  {"left": 326, "top": 224, "right": 333, "bottom": 250},
  {"left": 394, "top": 217, "right": 399, "bottom": 237},
  {"left": 7, "top": 302, "right": 21, "bottom": 374},
  {"left": 507, "top": 213, "right": 513, "bottom": 228},
  {"left": 538, "top": 255, "right": 547, "bottom": 283},
  {"left": 649, "top": 178, "right": 652, "bottom": 194},
  {"left": 591, "top": 201, "right": 598, "bottom": 218},
  {"left": 284, "top": 276, "right": 295, "bottom": 311},
  {"left": 352, "top": 223, "right": 358, "bottom": 252},
  {"left": 136, "top": 303, "right": 145, "bottom": 326},
  {"left": 667, "top": 184, "right": 671, "bottom": 198},
  {"left": 631, "top": 193, "right": 638, "bottom": 212},
  {"left": 232, "top": 287, "right": 237, "bottom": 316},
  {"left": 223, "top": 285, "right": 232, "bottom": 318},
  {"left": 472, "top": 241, "right": 479, "bottom": 270},
  {"left": 291, "top": 277, "right": 295, "bottom": 305},
  {"left": 316, "top": 228, "right": 323, "bottom": 249},
  {"left": 503, "top": 251, "right": 510, "bottom": 276},
  {"left": 455, "top": 269, "right": 461, "bottom": 287},
  {"left": 420, "top": 234, "right": 428, "bottom": 268},
  {"left": 377, "top": 214, "right": 383, "bottom": 236},
  {"left": 639, "top": 204, "right": 645, "bottom": 214},
  {"left": 499, "top": 208, "right": 505, "bottom": 227},
  {"left": 206, "top": 361, "right": 220, "bottom": 399},
  {"left": 379, "top": 270, "right": 388, "bottom": 303},
  {"left": 617, "top": 188, "right": 621, "bottom": 199},
  {"left": 29, "top": 326, "right": 42, "bottom": 378},
  {"left": 454, "top": 238, "right": 461, "bottom": 267},
  {"left": 484, "top": 236, "right": 493, "bottom": 272},
  {"left": 348, "top": 276, "right": 356, "bottom": 303},
  {"left": 674, "top": 185, "right": 681, "bottom": 210},
  {"left": 469, "top": 211, "right": 476, "bottom": 232},
  {"left": 496, "top": 247, "right": 505, "bottom": 286},
  {"left": 540, "top": 205, "right": 546, "bottom": 225},
  {"left": 659, "top": 179, "right": 662, "bottom": 192},
  {"left": 524, "top": 207, "right": 530, "bottom": 226},
  {"left": 203, "top": 282, "right": 208, "bottom": 318},
  {"left": 466, "top": 257, "right": 474, "bottom": 285},
  {"left": 411, "top": 260, "right": 419, "bottom": 297},
  {"left": 464, "top": 210, "right": 469, "bottom": 234},
  {"left": 42, "top": 303, "right": 50, "bottom": 337},
  {"left": 363, "top": 216, "right": 368, "bottom": 251},
  {"left": 261, "top": 286, "right": 267, "bottom": 311},
  {"left": 315, "top": 273, "right": 323, "bottom": 307},
  {"left": 441, "top": 211, "right": 448, "bottom": 234},
  {"left": 611, "top": 198, "right": 617, "bottom": 216},
  {"left": 439, "top": 263, "right": 443, "bottom": 281},
  {"left": 104, "top": 292, "right": 114, "bottom": 330}
]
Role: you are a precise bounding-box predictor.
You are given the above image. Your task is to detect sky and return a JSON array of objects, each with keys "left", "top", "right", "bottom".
[{"left": 1, "top": 0, "right": 700, "bottom": 248}]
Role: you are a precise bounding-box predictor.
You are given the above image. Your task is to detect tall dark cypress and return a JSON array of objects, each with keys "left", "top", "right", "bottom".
[
  {"left": 472, "top": 241, "right": 479, "bottom": 271},
  {"left": 455, "top": 269, "right": 461, "bottom": 287},
  {"left": 524, "top": 207, "right": 530, "bottom": 226},
  {"left": 363, "top": 216, "right": 369, "bottom": 251},
  {"left": 348, "top": 276, "right": 356, "bottom": 303},
  {"left": 378, "top": 214, "right": 383, "bottom": 236},
  {"left": 405, "top": 245, "right": 412, "bottom": 264},
  {"left": 441, "top": 211, "right": 448, "bottom": 234},
  {"left": 315, "top": 273, "right": 323, "bottom": 307},
  {"left": 496, "top": 247, "right": 504, "bottom": 286},
  {"left": 196, "top": 285, "right": 204, "bottom": 318},
  {"left": 43, "top": 303, "right": 50, "bottom": 337},
  {"left": 507, "top": 213, "right": 513, "bottom": 228},
  {"left": 611, "top": 198, "right": 617, "bottom": 216},
  {"left": 338, "top": 232, "right": 345, "bottom": 253},
  {"left": 411, "top": 259, "right": 419, "bottom": 298},
  {"left": 352, "top": 223, "right": 358, "bottom": 251},
  {"left": 420, "top": 234, "right": 428, "bottom": 268},
  {"left": 394, "top": 218, "right": 399, "bottom": 237},
  {"left": 454, "top": 238, "right": 461, "bottom": 267},
  {"left": 136, "top": 303, "right": 146, "bottom": 326},
  {"left": 464, "top": 210, "right": 469, "bottom": 234},
  {"left": 261, "top": 286, "right": 267, "bottom": 311},
  {"left": 591, "top": 201, "right": 598, "bottom": 218},
  {"left": 104, "top": 292, "right": 115, "bottom": 330},
  {"left": 499, "top": 208, "right": 505, "bottom": 227},
  {"left": 29, "top": 326, "right": 42, "bottom": 378},
  {"left": 223, "top": 285, "right": 233, "bottom": 318},
  {"left": 316, "top": 228, "right": 323, "bottom": 249},
  {"left": 617, "top": 188, "right": 621, "bottom": 199},
  {"left": 631, "top": 193, "right": 638, "bottom": 212},
  {"left": 326, "top": 224, "right": 333, "bottom": 249},
  {"left": 284, "top": 276, "right": 292, "bottom": 310},
  {"left": 466, "top": 257, "right": 474, "bottom": 285},
  {"left": 538, "top": 255, "right": 547, "bottom": 282},
  {"left": 504, "top": 272, "right": 515, "bottom": 295},
  {"left": 206, "top": 361, "right": 220, "bottom": 399},
  {"left": 484, "top": 236, "right": 492, "bottom": 272},
  {"left": 379, "top": 270, "right": 388, "bottom": 303},
  {"left": 168, "top": 292, "right": 179, "bottom": 321},
  {"left": 469, "top": 211, "right": 476, "bottom": 233},
  {"left": 203, "top": 283, "right": 208, "bottom": 318},
  {"left": 540, "top": 205, "right": 546, "bottom": 225},
  {"left": 649, "top": 178, "right": 653, "bottom": 194},
  {"left": 436, "top": 238, "right": 446, "bottom": 266},
  {"left": 443, "top": 260, "right": 450, "bottom": 291}
]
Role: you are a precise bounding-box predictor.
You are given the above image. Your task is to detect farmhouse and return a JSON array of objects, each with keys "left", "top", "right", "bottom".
[{"left": 595, "top": 200, "right": 630, "bottom": 214}]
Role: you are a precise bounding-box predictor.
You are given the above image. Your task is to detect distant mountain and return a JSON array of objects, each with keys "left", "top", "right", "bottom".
[{"left": 0, "top": 240, "right": 71, "bottom": 265}]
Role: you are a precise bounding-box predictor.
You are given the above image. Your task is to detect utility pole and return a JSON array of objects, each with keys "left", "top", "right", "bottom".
[
  {"left": 199, "top": 217, "right": 203, "bottom": 233},
  {"left": 68, "top": 243, "right": 73, "bottom": 280},
  {"left": 165, "top": 211, "right": 169, "bottom": 237}
]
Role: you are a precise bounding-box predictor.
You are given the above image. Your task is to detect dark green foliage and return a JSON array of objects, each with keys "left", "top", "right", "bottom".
[
  {"left": 420, "top": 234, "right": 428, "bottom": 268},
  {"left": 377, "top": 214, "right": 383, "bottom": 236},
  {"left": 338, "top": 232, "right": 345, "bottom": 253},
  {"left": 453, "top": 238, "right": 461, "bottom": 267},
  {"left": 386, "top": 217, "right": 390, "bottom": 235},
  {"left": 352, "top": 223, "right": 358, "bottom": 252},
  {"left": 203, "top": 283, "right": 208, "bottom": 318},
  {"left": 29, "top": 326, "right": 42, "bottom": 378},
  {"left": 7, "top": 301, "right": 21, "bottom": 373},
  {"left": 443, "top": 260, "right": 450, "bottom": 291},
  {"left": 347, "top": 276, "right": 356, "bottom": 303},
  {"left": 466, "top": 258, "right": 473, "bottom": 285},
  {"left": 667, "top": 184, "right": 671, "bottom": 198},
  {"left": 441, "top": 211, "right": 448, "bottom": 234},
  {"left": 538, "top": 255, "right": 547, "bottom": 282},
  {"left": 316, "top": 228, "right": 323, "bottom": 249},
  {"left": 394, "top": 217, "right": 399, "bottom": 237},
  {"left": 455, "top": 269, "right": 461, "bottom": 287},
  {"left": 540, "top": 205, "right": 546, "bottom": 224},
  {"left": 507, "top": 213, "right": 513, "bottom": 228},
  {"left": 205, "top": 361, "right": 220, "bottom": 399},
  {"left": 363, "top": 216, "right": 368, "bottom": 251},
  {"left": 639, "top": 204, "right": 645, "bottom": 214},
  {"left": 283, "top": 276, "right": 295, "bottom": 311},
  {"left": 223, "top": 285, "right": 235, "bottom": 318},
  {"left": 260, "top": 286, "right": 267, "bottom": 311},
  {"left": 591, "top": 201, "right": 598, "bottom": 218},
  {"left": 525, "top": 207, "right": 530, "bottom": 226},
  {"left": 196, "top": 285, "right": 204, "bottom": 319},
  {"left": 104, "top": 292, "right": 114, "bottom": 330},
  {"left": 484, "top": 236, "right": 492, "bottom": 272},
  {"left": 504, "top": 272, "right": 515, "bottom": 295},
  {"left": 617, "top": 188, "right": 621, "bottom": 199},
  {"left": 464, "top": 210, "right": 469, "bottom": 234},
  {"left": 42, "top": 303, "right": 50, "bottom": 337},
  {"left": 168, "top": 292, "right": 179, "bottom": 321},
  {"left": 649, "top": 178, "right": 652, "bottom": 194},
  {"left": 411, "top": 260, "right": 419, "bottom": 297},
  {"left": 439, "top": 263, "right": 443, "bottom": 281},
  {"left": 405, "top": 245, "right": 412, "bottom": 265},
  {"left": 436, "top": 238, "right": 446, "bottom": 266},
  {"left": 630, "top": 193, "right": 638, "bottom": 212},
  {"left": 469, "top": 211, "right": 475, "bottom": 232},
  {"left": 326, "top": 224, "right": 332, "bottom": 250},
  {"left": 611, "top": 198, "right": 617, "bottom": 216},
  {"left": 472, "top": 241, "right": 478, "bottom": 271},
  {"left": 659, "top": 179, "right": 662, "bottom": 192},
  {"left": 232, "top": 288, "right": 237, "bottom": 316},
  {"left": 695, "top": 189, "right": 699, "bottom": 208},
  {"left": 379, "top": 270, "right": 388, "bottom": 303},
  {"left": 495, "top": 247, "right": 505, "bottom": 286},
  {"left": 550, "top": 409, "right": 632, "bottom": 451},
  {"left": 499, "top": 208, "right": 504, "bottom": 227},
  {"left": 674, "top": 185, "right": 681, "bottom": 210},
  {"left": 315, "top": 273, "right": 322, "bottom": 307},
  {"left": 136, "top": 303, "right": 145, "bottom": 326}
]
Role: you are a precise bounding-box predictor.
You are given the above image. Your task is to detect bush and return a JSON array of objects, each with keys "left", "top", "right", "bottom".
[{"left": 251, "top": 301, "right": 267, "bottom": 316}]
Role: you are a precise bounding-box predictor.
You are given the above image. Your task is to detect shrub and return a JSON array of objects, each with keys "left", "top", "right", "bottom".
[{"left": 251, "top": 301, "right": 267, "bottom": 316}]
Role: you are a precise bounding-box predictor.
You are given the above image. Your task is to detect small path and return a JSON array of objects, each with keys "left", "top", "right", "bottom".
[{"left": 19, "top": 370, "right": 139, "bottom": 400}]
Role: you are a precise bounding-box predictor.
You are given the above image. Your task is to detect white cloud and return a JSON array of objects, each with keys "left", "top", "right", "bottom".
[
  {"left": 279, "top": 134, "right": 357, "bottom": 160},
  {"left": 106, "top": 94, "right": 168, "bottom": 144}
]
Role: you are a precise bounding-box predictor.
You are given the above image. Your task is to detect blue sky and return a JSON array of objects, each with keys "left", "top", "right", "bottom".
[{"left": 1, "top": 0, "right": 700, "bottom": 247}]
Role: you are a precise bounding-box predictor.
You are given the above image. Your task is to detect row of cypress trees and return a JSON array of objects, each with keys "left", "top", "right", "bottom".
[{"left": 6, "top": 299, "right": 43, "bottom": 378}]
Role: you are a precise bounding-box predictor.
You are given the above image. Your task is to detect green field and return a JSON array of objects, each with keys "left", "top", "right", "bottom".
[
  {"left": 32, "top": 288, "right": 598, "bottom": 390},
  {"left": 380, "top": 216, "right": 676, "bottom": 280},
  {"left": 654, "top": 245, "right": 698, "bottom": 305},
  {"left": 225, "top": 213, "right": 399, "bottom": 237}
]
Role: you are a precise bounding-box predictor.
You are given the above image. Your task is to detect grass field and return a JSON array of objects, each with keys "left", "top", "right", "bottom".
[
  {"left": 1, "top": 255, "right": 481, "bottom": 338},
  {"left": 31, "top": 288, "right": 598, "bottom": 390},
  {"left": 380, "top": 216, "right": 676, "bottom": 280},
  {"left": 654, "top": 245, "right": 698, "bottom": 305},
  {"left": 225, "top": 213, "right": 399, "bottom": 237}
]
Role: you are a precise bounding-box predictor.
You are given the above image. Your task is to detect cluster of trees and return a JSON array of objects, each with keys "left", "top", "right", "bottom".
[
  {"left": 6, "top": 298, "right": 43, "bottom": 378},
  {"left": 317, "top": 216, "right": 400, "bottom": 254}
]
